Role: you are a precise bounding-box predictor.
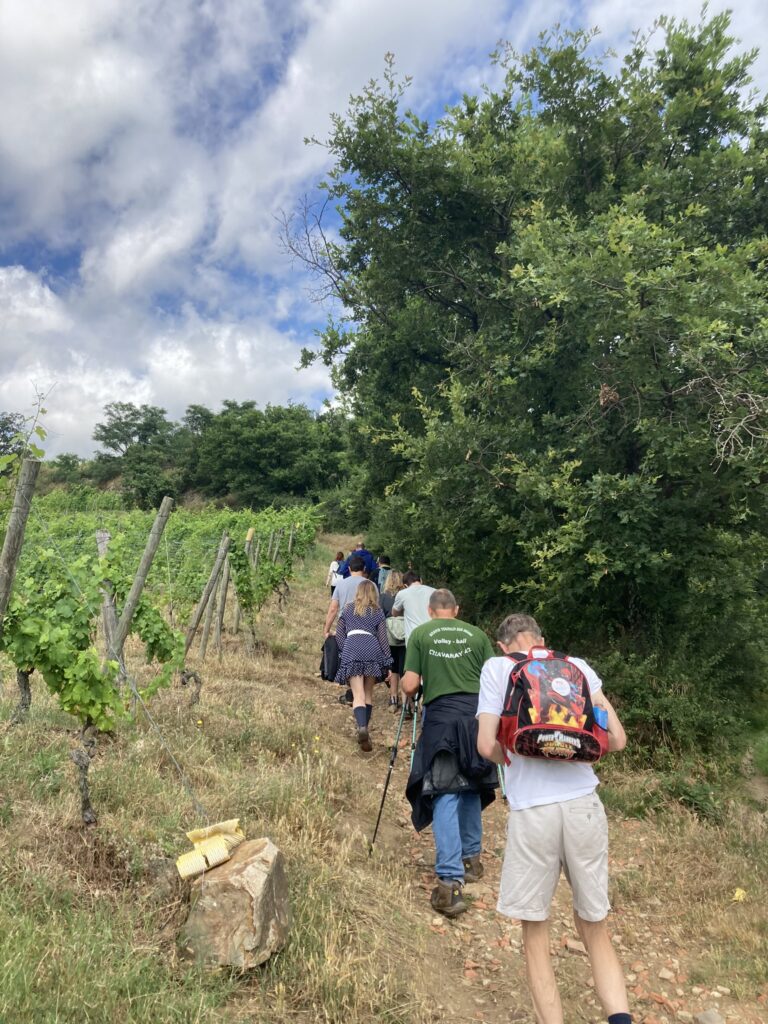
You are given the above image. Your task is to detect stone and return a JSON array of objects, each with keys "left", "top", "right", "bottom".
[
  {"left": 695, "top": 1011, "right": 726, "bottom": 1024},
  {"left": 178, "top": 838, "right": 290, "bottom": 968},
  {"left": 565, "top": 937, "right": 587, "bottom": 955}
]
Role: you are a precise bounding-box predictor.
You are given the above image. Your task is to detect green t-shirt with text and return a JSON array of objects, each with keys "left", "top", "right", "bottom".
[{"left": 404, "top": 618, "right": 495, "bottom": 704}]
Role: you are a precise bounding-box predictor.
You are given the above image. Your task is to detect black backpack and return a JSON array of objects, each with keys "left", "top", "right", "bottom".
[{"left": 320, "top": 636, "right": 340, "bottom": 681}]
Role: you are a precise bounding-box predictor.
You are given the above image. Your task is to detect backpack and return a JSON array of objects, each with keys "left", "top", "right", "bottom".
[
  {"left": 386, "top": 615, "right": 406, "bottom": 645},
  {"left": 377, "top": 567, "right": 391, "bottom": 592},
  {"left": 320, "top": 636, "right": 340, "bottom": 681},
  {"left": 498, "top": 647, "right": 609, "bottom": 763}
]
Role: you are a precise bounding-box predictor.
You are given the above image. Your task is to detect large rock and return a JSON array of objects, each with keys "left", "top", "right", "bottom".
[{"left": 179, "top": 838, "right": 290, "bottom": 968}]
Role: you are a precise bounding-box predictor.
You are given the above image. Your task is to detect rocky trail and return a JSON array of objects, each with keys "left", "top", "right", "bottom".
[{"left": 274, "top": 536, "right": 767, "bottom": 1024}]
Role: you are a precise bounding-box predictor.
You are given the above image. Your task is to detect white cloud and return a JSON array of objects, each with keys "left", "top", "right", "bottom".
[
  {"left": 0, "top": 267, "right": 73, "bottom": 335},
  {"left": 1, "top": 0, "right": 766, "bottom": 458},
  {"left": 81, "top": 170, "right": 210, "bottom": 294}
]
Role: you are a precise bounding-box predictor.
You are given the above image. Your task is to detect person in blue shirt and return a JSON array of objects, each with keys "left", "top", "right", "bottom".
[{"left": 338, "top": 539, "right": 378, "bottom": 579}]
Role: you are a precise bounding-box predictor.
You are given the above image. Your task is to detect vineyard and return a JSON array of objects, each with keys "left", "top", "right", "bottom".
[{"left": 0, "top": 471, "right": 321, "bottom": 823}]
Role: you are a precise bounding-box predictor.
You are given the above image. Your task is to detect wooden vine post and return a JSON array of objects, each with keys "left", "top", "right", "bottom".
[
  {"left": 232, "top": 527, "right": 254, "bottom": 636},
  {"left": 75, "top": 496, "right": 174, "bottom": 826},
  {"left": 111, "top": 495, "right": 174, "bottom": 658},
  {"left": 199, "top": 570, "right": 220, "bottom": 660},
  {"left": 185, "top": 532, "right": 230, "bottom": 657},
  {"left": 95, "top": 529, "right": 119, "bottom": 671},
  {"left": 0, "top": 459, "right": 41, "bottom": 644},
  {"left": 214, "top": 556, "right": 230, "bottom": 657}
]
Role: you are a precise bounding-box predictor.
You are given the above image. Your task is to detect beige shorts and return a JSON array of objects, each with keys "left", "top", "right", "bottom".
[{"left": 497, "top": 792, "right": 610, "bottom": 922}]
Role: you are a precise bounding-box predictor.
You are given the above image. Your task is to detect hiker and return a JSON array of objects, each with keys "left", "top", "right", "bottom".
[
  {"left": 325, "top": 550, "right": 345, "bottom": 596},
  {"left": 402, "top": 589, "right": 497, "bottom": 917},
  {"left": 376, "top": 555, "right": 392, "bottom": 593},
  {"left": 334, "top": 580, "right": 392, "bottom": 751},
  {"left": 380, "top": 569, "right": 406, "bottom": 711},
  {"left": 337, "top": 539, "right": 377, "bottom": 580},
  {"left": 476, "top": 613, "right": 631, "bottom": 1024},
  {"left": 323, "top": 555, "right": 374, "bottom": 638},
  {"left": 391, "top": 570, "right": 435, "bottom": 642}
]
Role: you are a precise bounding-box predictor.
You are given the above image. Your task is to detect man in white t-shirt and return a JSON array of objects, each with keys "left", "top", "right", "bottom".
[
  {"left": 391, "top": 570, "right": 435, "bottom": 641},
  {"left": 477, "top": 613, "right": 632, "bottom": 1024}
]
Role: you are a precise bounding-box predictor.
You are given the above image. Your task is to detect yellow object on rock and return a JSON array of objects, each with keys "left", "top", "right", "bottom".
[
  {"left": 176, "top": 819, "right": 246, "bottom": 879},
  {"left": 732, "top": 887, "right": 747, "bottom": 903}
]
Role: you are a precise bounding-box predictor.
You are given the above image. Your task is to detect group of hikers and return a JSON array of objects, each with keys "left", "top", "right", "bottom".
[{"left": 323, "top": 541, "right": 633, "bottom": 1024}]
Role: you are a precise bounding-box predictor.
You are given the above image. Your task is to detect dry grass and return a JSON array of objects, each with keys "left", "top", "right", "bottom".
[
  {"left": 1, "top": 533, "right": 767, "bottom": 1023},
  {"left": 0, "top": 536, "right": 431, "bottom": 1024}
]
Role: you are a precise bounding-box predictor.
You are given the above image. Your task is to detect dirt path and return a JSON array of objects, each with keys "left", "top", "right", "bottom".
[{"left": 270, "top": 535, "right": 767, "bottom": 1024}]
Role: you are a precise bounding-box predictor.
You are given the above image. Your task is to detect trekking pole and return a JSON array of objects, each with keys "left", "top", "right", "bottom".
[
  {"left": 497, "top": 764, "right": 507, "bottom": 800},
  {"left": 409, "top": 690, "right": 421, "bottom": 771},
  {"left": 369, "top": 700, "right": 409, "bottom": 855}
]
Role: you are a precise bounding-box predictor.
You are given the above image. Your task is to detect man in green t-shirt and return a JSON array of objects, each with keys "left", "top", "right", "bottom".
[{"left": 402, "top": 589, "right": 497, "bottom": 918}]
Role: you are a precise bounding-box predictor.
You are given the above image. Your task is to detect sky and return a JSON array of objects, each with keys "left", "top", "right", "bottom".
[{"left": 1, "top": 0, "right": 767, "bottom": 456}]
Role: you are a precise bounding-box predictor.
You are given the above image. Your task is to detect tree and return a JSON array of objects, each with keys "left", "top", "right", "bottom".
[
  {"left": 0, "top": 412, "right": 25, "bottom": 458},
  {"left": 93, "top": 403, "right": 173, "bottom": 455},
  {"left": 293, "top": 14, "right": 768, "bottom": 754},
  {"left": 190, "top": 401, "right": 343, "bottom": 507},
  {"left": 48, "top": 452, "right": 83, "bottom": 484}
]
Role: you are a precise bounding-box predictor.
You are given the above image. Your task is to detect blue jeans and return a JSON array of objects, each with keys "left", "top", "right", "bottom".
[{"left": 432, "top": 791, "right": 482, "bottom": 882}]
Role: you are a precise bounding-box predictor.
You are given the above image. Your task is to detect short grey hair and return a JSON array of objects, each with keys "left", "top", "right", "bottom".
[
  {"left": 496, "top": 613, "right": 543, "bottom": 645},
  {"left": 429, "top": 588, "right": 457, "bottom": 611}
]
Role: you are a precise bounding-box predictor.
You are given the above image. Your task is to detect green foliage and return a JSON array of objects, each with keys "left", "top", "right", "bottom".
[
  {"left": 2, "top": 501, "right": 321, "bottom": 733},
  {"left": 93, "top": 402, "right": 174, "bottom": 455},
  {"left": 1, "top": 551, "right": 123, "bottom": 730},
  {"left": 83, "top": 399, "right": 348, "bottom": 510},
  {"left": 753, "top": 732, "right": 768, "bottom": 778},
  {"left": 296, "top": 13, "right": 768, "bottom": 757}
]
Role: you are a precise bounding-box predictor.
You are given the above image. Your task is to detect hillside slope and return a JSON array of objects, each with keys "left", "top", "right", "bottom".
[{"left": 0, "top": 535, "right": 765, "bottom": 1023}]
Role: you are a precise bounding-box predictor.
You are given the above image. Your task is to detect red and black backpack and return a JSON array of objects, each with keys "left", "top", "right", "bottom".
[{"left": 498, "top": 648, "right": 609, "bottom": 763}]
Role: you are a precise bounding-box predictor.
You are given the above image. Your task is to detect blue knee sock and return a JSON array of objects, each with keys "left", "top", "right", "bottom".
[
  {"left": 365, "top": 703, "right": 373, "bottom": 725},
  {"left": 353, "top": 706, "right": 367, "bottom": 729},
  {"left": 608, "top": 1014, "right": 632, "bottom": 1024}
]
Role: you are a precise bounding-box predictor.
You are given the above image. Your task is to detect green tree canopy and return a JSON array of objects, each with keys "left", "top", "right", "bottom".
[{"left": 294, "top": 14, "right": 768, "bottom": 754}]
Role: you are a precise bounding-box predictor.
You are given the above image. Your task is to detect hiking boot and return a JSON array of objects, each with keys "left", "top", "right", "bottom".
[
  {"left": 430, "top": 879, "right": 467, "bottom": 918},
  {"left": 357, "top": 727, "right": 373, "bottom": 752},
  {"left": 462, "top": 856, "right": 484, "bottom": 883}
]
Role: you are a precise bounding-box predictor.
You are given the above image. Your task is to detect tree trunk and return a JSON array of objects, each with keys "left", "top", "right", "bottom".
[
  {"left": 11, "top": 668, "right": 32, "bottom": 723},
  {"left": 70, "top": 726, "right": 98, "bottom": 826}
]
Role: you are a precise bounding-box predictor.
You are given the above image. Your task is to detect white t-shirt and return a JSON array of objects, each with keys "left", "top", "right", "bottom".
[
  {"left": 477, "top": 655, "right": 602, "bottom": 811},
  {"left": 392, "top": 584, "right": 436, "bottom": 641}
]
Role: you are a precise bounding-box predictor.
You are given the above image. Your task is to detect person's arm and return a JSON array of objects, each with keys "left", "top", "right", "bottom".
[
  {"left": 401, "top": 631, "right": 421, "bottom": 696},
  {"left": 476, "top": 660, "right": 505, "bottom": 763},
  {"left": 391, "top": 591, "right": 404, "bottom": 616},
  {"left": 323, "top": 597, "right": 340, "bottom": 637},
  {"left": 592, "top": 690, "right": 627, "bottom": 752},
  {"left": 477, "top": 713, "right": 504, "bottom": 764},
  {"left": 401, "top": 670, "right": 421, "bottom": 697}
]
